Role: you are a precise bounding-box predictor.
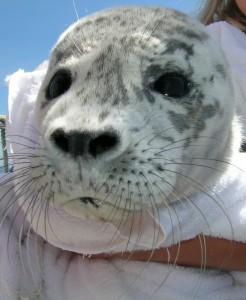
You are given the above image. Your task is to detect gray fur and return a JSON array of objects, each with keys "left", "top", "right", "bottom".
[{"left": 31, "top": 6, "right": 237, "bottom": 223}]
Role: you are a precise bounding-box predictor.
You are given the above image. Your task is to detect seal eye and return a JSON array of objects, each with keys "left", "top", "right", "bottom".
[
  {"left": 46, "top": 70, "right": 72, "bottom": 100},
  {"left": 153, "top": 73, "right": 191, "bottom": 98}
]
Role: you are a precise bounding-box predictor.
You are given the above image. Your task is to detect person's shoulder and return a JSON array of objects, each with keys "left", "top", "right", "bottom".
[
  {"left": 207, "top": 21, "right": 228, "bottom": 30},
  {"left": 206, "top": 21, "right": 228, "bottom": 38},
  {"left": 207, "top": 21, "right": 244, "bottom": 39}
]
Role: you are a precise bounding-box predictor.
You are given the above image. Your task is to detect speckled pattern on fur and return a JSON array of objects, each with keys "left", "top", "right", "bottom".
[{"left": 29, "top": 6, "right": 237, "bottom": 225}]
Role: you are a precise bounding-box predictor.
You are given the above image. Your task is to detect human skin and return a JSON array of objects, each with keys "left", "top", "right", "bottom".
[
  {"left": 230, "top": 0, "right": 246, "bottom": 30},
  {"left": 235, "top": 0, "right": 246, "bottom": 17},
  {"left": 91, "top": 236, "right": 246, "bottom": 271}
]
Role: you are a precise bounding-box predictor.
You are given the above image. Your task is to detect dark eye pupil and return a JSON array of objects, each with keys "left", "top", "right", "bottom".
[
  {"left": 153, "top": 73, "right": 190, "bottom": 98},
  {"left": 46, "top": 70, "right": 72, "bottom": 100}
]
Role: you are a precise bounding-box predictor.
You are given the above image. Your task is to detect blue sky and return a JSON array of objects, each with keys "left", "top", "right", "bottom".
[{"left": 0, "top": 0, "right": 202, "bottom": 115}]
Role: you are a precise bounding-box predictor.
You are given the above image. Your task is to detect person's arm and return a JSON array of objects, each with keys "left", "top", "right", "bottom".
[{"left": 91, "top": 236, "right": 246, "bottom": 271}]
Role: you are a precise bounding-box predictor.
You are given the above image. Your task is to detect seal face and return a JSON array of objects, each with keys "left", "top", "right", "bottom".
[{"left": 22, "top": 7, "right": 235, "bottom": 223}]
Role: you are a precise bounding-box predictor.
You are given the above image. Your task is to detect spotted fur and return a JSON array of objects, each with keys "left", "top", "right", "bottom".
[{"left": 14, "top": 7, "right": 239, "bottom": 242}]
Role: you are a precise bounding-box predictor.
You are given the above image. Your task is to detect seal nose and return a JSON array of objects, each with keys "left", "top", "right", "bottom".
[{"left": 51, "top": 129, "right": 120, "bottom": 158}]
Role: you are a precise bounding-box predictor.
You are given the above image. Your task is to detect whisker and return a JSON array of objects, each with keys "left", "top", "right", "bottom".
[{"left": 72, "top": 0, "right": 80, "bottom": 21}]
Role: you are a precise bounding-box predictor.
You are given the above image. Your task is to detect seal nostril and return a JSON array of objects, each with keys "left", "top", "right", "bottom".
[
  {"left": 89, "top": 133, "right": 119, "bottom": 157},
  {"left": 51, "top": 129, "right": 119, "bottom": 158},
  {"left": 51, "top": 129, "right": 69, "bottom": 153}
]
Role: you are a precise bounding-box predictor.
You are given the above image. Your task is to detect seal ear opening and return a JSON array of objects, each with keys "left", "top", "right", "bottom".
[{"left": 45, "top": 69, "right": 72, "bottom": 100}]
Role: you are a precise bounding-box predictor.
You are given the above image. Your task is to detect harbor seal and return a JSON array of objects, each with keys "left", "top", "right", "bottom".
[
  {"left": 29, "top": 6, "right": 237, "bottom": 225},
  {"left": 2, "top": 7, "right": 245, "bottom": 299}
]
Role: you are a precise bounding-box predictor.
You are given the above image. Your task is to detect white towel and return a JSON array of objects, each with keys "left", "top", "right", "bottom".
[
  {"left": 1, "top": 21, "right": 246, "bottom": 299},
  {"left": 207, "top": 21, "right": 246, "bottom": 136}
]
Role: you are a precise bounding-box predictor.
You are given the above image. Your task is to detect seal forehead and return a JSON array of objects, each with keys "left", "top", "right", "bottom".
[
  {"left": 39, "top": 5, "right": 228, "bottom": 119},
  {"left": 51, "top": 6, "right": 209, "bottom": 66}
]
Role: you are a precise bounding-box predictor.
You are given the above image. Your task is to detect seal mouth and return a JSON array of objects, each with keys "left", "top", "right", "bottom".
[
  {"left": 79, "top": 197, "right": 100, "bottom": 208},
  {"left": 67, "top": 196, "right": 136, "bottom": 214}
]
